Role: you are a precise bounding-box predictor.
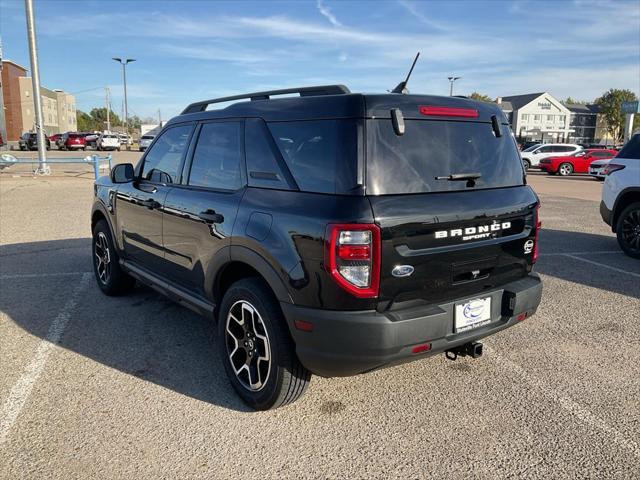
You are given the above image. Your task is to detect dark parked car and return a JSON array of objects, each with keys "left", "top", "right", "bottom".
[
  {"left": 18, "top": 132, "right": 51, "bottom": 151},
  {"left": 91, "top": 85, "right": 543, "bottom": 410}
]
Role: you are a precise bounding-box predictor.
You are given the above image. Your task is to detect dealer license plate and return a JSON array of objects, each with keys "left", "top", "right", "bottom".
[{"left": 455, "top": 297, "right": 492, "bottom": 333}]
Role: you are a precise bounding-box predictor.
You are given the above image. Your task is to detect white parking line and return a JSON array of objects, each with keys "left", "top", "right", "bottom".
[
  {"left": 0, "top": 272, "right": 91, "bottom": 446},
  {"left": 486, "top": 346, "right": 640, "bottom": 460},
  {"left": 564, "top": 254, "right": 640, "bottom": 278},
  {"left": 0, "top": 271, "right": 91, "bottom": 280}
]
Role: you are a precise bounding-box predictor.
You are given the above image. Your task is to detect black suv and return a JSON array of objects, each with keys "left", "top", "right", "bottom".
[
  {"left": 19, "top": 132, "right": 51, "bottom": 151},
  {"left": 92, "top": 85, "right": 542, "bottom": 410}
]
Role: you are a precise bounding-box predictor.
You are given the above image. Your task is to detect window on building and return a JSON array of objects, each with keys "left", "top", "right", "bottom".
[
  {"left": 534, "top": 115, "right": 540, "bottom": 121},
  {"left": 547, "top": 115, "right": 553, "bottom": 121},
  {"left": 521, "top": 114, "right": 529, "bottom": 121},
  {"left": 188, "top": 122, "right": 243, "bottom": 190}
]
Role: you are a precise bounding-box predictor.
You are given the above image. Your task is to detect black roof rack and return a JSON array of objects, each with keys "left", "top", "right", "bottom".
[{"left": 181, "top": 84, "right": 351, "bottom": 115}]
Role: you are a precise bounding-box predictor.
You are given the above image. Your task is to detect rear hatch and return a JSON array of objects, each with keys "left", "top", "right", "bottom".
[{"left": 365, "top": 109, "right": 539, "bottom": 308}]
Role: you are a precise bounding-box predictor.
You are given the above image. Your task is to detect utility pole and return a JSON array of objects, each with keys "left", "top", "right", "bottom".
[
  {"left": 105, "top": 86, "right": 110, "bottom": 132},
  {"left": 0, "top": 36, "right": 8, "bottom": 151},
  {"left": 158, "top": 108, "right": 162, "bottom": 127},
  {"left": 448, "top": 76, "right": 461, "bottom": 96},
  {"left": 25, "top": 0, "right": 47, "bottom": 172}
]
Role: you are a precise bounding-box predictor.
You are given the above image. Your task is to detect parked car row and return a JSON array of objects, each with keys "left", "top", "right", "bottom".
[{"left": 538, "top": 149, "right": 618, "bottom": 176}]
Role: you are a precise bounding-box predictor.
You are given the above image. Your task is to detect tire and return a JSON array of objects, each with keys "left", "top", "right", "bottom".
[
  {"left": 596, "top": 177, "right": 605, "bottom": 181},
  {"left": 558, "top": 162, "right": 573, "bottom": 176},
  {"left": 117, "top": 147, "right": 121, "bottom": 152},
  {"left": 82, "top": 147, "right": 86, "bottom": 151},
  {"left": 92, "top": 219, "right": 135, "bottom": 295},
  {"left": 522, "top": 159, "right": 531, "bottom": 170},
  {"left": 218, "top": 278, "right": 311, "bottom": 410},
  {"left": 615, "top": 202, "right": 640, "bottom": 259}
]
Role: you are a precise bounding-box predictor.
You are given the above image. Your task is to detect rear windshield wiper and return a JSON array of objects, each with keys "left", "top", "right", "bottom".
[
  {"left": 435, "top": 172, "right": 481, "bottom": 187},
  {"left": 435, "top": 173, "right": 482, "bottom": 181}
]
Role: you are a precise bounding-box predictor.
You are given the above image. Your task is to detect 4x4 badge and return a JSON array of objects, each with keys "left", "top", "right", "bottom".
[{"left": 392, "top": 265, "right": 414, "bottom": 277}]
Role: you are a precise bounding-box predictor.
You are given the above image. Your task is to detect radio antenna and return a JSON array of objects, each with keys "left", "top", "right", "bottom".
[{"left": 391, "top": 52, "right": 420, "bottom": 94}]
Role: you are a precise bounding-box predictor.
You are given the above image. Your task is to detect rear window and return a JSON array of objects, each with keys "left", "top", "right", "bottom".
[
  {"left": 68, "top": 133, "right": 80, "bottom": 138},
  {"left": 616, "top": 134, "right": 640, "bottom": 159},
  {"left": 268, "top": 120, "right": 359, "bottom": 194},
  {"left": 366, "top": 119, "right": 524, "bottom": 195}
]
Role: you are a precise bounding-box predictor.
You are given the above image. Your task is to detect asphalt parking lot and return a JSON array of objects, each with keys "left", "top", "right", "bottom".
[{"left": 1, "top": 152, "right": 639, "bottom": 479}]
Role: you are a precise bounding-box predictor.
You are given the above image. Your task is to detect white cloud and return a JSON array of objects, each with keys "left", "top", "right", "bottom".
[
  {"left": 397, "top": 0, "right": 447, "bottom": 31},
  {"left": 316, "top": 0, "right": 342, "bottom": 27}
]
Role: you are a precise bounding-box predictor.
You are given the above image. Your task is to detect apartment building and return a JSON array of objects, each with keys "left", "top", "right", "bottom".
[{"left": 1, "top": 60, "right": 76, "bottom": 141}]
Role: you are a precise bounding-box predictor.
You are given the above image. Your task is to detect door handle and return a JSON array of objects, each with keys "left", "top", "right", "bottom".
[
  {"left": 198, "top": 209, "right": 224, "bottom": 224},
  {"left": 140, "top": 198, "right": 160, "bottom": 209}
]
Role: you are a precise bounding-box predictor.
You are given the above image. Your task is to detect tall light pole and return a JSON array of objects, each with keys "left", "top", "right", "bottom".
[
  {"left": 25, "top": 0, "right": 47, "bottom": 172},
  {"left": 112, "top": 57, "right": 135, "bottom": 141},
  {"left": 448, "top": 76, "right": 461, "bottom": 96}
]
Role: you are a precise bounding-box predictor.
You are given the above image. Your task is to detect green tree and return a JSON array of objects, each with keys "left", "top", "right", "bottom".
[
  {"left": 76, "top": 110, "right": 95, "bottom": 132},
  {"left": 595, "top": 89, "right": 638, "bottom": 142},
  {"left": 468, "top": 92, "right": 493, "bottom": 102},
  {"left": 89, "top": 107, "right": 122, "bottom": 129}
]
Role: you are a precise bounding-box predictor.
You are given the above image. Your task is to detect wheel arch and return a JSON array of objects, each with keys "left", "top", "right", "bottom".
[
  {"left": 212, "top": 246, "right": 294, "bottom": 310},
  {"left": 612, "top": 188, "right": 640, "bottom": 232}
]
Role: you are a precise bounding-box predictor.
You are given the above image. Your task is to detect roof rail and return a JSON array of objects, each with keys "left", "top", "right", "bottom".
[{"left": 181, "top": 84, "right": 351, "bottom": 115}]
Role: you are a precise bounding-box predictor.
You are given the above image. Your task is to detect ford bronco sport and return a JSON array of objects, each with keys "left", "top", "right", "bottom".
[{"left": 91, "top": 85, "right": 543, "bottom": 410}]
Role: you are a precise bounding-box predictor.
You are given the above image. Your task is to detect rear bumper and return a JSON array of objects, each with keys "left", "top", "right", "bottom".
[
  {"left": 538, "top": 163, "right": 553, "bottom": 172},
  {"left": 600, "top": 200, "right": 613, "bottom": 227},
  {"left": 281, "top": 274, "right": 542, "bottom": 377}
]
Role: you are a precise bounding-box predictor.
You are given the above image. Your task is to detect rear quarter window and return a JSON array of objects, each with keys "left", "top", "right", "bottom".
[
  {"left": 268, "top": 120, "right": 359, "bottom": 194},
  {"left": 616, "top": 135, "right": 640, "bottom": 159}
]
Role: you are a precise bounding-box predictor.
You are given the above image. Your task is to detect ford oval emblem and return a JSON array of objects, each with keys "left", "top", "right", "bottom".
[{"left": 392, "top": 265, "right": 414, "bottom": 278}]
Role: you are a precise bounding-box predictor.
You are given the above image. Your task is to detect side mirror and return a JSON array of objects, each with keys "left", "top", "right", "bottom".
[{"left": 111, "top": 163, "right": 134, "bottom": 183}]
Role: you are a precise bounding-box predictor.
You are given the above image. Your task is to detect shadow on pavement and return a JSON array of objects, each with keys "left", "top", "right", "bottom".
[
  {"left": 536, "top": 229, "right": 639, "bottom": 299},
  {"left": 0, "top": 238, "right": 250, "bottom": 412}
]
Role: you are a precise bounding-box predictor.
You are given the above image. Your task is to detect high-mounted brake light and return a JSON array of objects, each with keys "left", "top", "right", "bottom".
[
  {"left": 419, "top": 105, "right": 479, "bottom": 118},
  {"left": 326, "top": 224, "right": 380, "bottom": 298}
]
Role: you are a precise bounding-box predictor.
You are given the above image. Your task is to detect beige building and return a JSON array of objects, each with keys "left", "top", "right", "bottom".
[{"left": 1, "top": 60, "right": 76, "bottom": 141}]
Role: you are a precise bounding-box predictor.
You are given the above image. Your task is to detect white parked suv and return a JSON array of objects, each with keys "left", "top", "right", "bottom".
[
  {"left": 520, "top": 143, "right": 583, "bottom": 170},
  {"left": 600, "top": 133, "right": 640, "bottom": 258},
  {"left": 138, "top": 134, "right": 155, "bottom": 151},
  {"left": 96, "top": 133, "right": 121, "bottom": 151}
]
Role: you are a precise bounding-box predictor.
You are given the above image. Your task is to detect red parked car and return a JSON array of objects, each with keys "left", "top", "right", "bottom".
[
  {"left": 538, "top": 149, "right": 618, "bottom": 176},
  {"left": 58, "top": 132, "right": 87, "bottom": 151}
]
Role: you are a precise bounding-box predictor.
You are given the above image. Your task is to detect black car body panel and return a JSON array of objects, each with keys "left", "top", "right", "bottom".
[{"left": 92, "top": 86, "right": 542, "bottom": 377}]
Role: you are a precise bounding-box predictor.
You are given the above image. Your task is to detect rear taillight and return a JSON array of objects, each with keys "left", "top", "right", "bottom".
[
  {"left": 603, "top": 163, "right": 625, "bottom": 175},
  {"left": 326, "top": 224, "right": 380, "bottom": 298},
  {"left": 532, "top": 205, "right": 541, "bottom": 263}
]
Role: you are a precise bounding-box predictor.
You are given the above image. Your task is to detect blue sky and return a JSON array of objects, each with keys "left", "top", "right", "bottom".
[{"left": 1, "top": 0, "right": 638, "bottom": 119}]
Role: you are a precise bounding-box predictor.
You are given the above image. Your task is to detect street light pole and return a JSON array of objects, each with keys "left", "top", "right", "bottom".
[
  {"left": 448, "top": 76, "right": 461, "bottom": 96},
  {"left": 112, "top": 57, "right": 135, "bottom": 146},
  {"left": 25, "top": 0, "right": 47, "bottom": 172}
]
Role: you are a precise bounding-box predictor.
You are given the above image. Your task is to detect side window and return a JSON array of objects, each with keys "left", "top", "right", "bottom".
[
  {"left": 188, "top": 122, "right": 242, "bottom": 190},
  {"left": 141, "top": 125, "right": 192, "bottom": 184},
  {"left": 537, "top": 146, "right": 552, "bottom": 153},
  {"left": 245, "top": 118, "right": 291, "bottom": 190},
  {"left": 267, "top": 119, "right": 358, "bottom": 194},
  {"left": 616, "top": 134, "right": 640, "bottom": 159}
]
